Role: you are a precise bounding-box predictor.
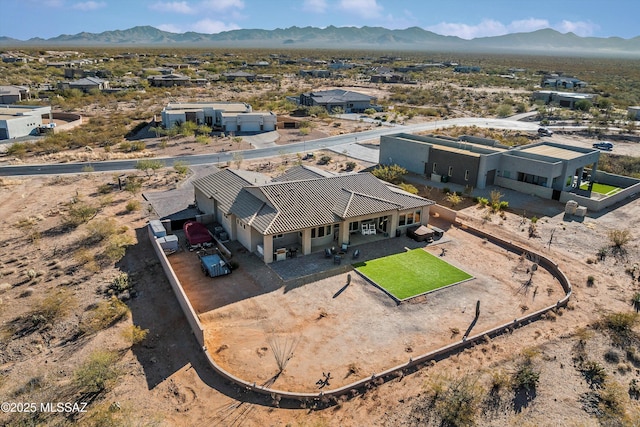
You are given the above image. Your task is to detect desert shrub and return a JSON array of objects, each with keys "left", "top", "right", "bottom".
[
  {"left": 102, "top": 233, "right": 135, "bottom": 263},
  {"left": 581, "top": 360, "right": 607, "bottom": 389},
  {"left": 74, "top": 350, "right": 121, "bottom": 393},
  {"left": 97, "top": 183, "right": 113, "bottom": 194},
  {"left": 609, "top": 229, "right": 631, "bottom": 248},
  {"left": 7, "top": 142, "right": 28, "bottom": 158},
  {"left": 399, "top": 182, "right": 419, "bottom": 195},
  {"left": 79, "top": 297, "right": 129, "bottom": 335},
  {"left": 85, "top": 218, "right": 122, "bottom": 244},
  {"left": 513, "top": 361, "right": 540, "bottom": 392},
  {"left": 107, "top": 273, "right": 132, "bottom": 295},
  {"left": 125, "top": 199, "right": 141, "bottom": 212},
  {"left": 121, "top": 325, "right": 149, "bottom": 345},
  {"left": 477, "top": 197, "right": 489, "bottom": 207},
  {"left": 135, "top": 159, "right": 164, "bottom": 177},
  {"left": 344, "top": 161, "right": 357, "bottom": 171},
  {"left": 599, "top": 312, "right": 639, "bottom": 346},
  {"left": 371, "top": 164, "right": 407, "bottom": 184},
  {"left": 316, "top": 155, "right": 332, "bottom": 165},
  {"left": 446, "top": 192, "right": 463, "bottom": 207},
  {"left": 65, "top": 201, "right": 99, "bottom": 227},
  {"left": 418, "top": 375, "right": 484, "bottom": 427},
  {"left": 587, "top": 275, "right": 596, "bottom": 287},
  {"left": 173, "top": 161, "right": 189, "bottom": 176}
]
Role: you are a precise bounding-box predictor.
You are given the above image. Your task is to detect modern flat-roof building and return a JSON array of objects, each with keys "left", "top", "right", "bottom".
[
  {"left": 532, "top": 90, "right": 597, "bottom": 109},
  {"left": 161, "top": 102, "right": 277, "bottom": 133},
  {"left": 380, "top": 133, "right": 600, "bottom": 200},
  {"left": 0, "top": 85, "right": 30, "bottom": 104},
  {"left": 0, "top": 104, "right": 52, "bottom": 140},
  {"left": 298, "top": 89, "right": 377, "bottom": 113}
]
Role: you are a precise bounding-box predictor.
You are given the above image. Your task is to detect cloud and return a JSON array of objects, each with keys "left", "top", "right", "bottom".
[
  {"left": 199, "top": 0, "right": 244, "bottom": 11},
  {"left": 427, "top": 19, "right": 507, "bottom": 39},
  {"left": 302, "top": 0, "right": 328, "bottom": 14},
  {"left": 338, "top": 0, "right": 383, "bottom": 19},
  {"left": 72, "top": 1, "right": 106, "bottom": 10},
  {"left": 42, "top": 0, "right": 64, "bottom": 6},
  {"left": 158, "top": 19, "right": 240, "bottom": 34},
  {"left": 191, "top": 19, "right": 240, "bottom": 33},
  {"left": 149, "top": 1, "right": 195, "bottom": 14},
  {"left": 555, "top": 20, "right": 598, "bottom": 37},
  {"left": 508, "top": 18, "right": 549, "bottom": 33}
]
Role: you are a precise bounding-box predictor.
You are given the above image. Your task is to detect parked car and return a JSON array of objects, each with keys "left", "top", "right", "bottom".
[
  {"left": 538, "top": 127, "right": 553, "bottom": 136},
  {"left": 593, "top": 141, "right": 614, "bottom": 151}
]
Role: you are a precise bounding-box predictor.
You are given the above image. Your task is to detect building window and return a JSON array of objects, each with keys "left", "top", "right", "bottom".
[
  {"left": 414, "top": 210, "right": 421, "bottom": 224},
  {"left": 274, "top": 234, "right": 284, "bottom": 239},
  {"left": 399, "top": 214, "right": 406, "bottom": 226},
  {"left": 326, "top": 225, "right": 332, "bottom": 235},
  {"left": 311, "top": 228, "right": 316, "bottom": 238},
  {"left": 318, "top": 226, "right": 325, "bottom": 237},
  {"left": 432, "top": 163, "right": 437, "bottom": 173},
  {"left": 464, "top": 170, "right": 469, "bottom": 181},
  {"left": 448, "top": 166, "right": 453, "bottom": 177},
  {"left": 349, "top": 221, "right": 359, "bottom": 232}
]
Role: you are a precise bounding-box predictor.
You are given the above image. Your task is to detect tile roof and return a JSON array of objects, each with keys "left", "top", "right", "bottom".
[
  {"left": 304, "top": 89, "right": 373, "bottom": 104},
  {"left": 194, "top": 167, "right": 434, "bottom": 236},
  {"left": 271, "top": 165, "right": 336, "bottom": 182}
]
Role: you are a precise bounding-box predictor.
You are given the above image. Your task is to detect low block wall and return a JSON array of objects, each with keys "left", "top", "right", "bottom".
[
  {"left": 153, "top": 221, "right": 571, "bottom": 405},
  {"left": 51, "top": 112, "right": 82, "bottom": 133},
  {"left": 495, "top": 176, "right": 555, "bottom": 199},
  {"left": 431, "top": 204, "right": 457, "bottom": 222}
]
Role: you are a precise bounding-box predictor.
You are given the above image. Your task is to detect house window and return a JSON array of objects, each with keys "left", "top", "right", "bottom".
[
  {"left": 399, "top": 214, "right": 406, "bottom": 226},
  {"left": 349, "top": 221, "right": 359, "bottom": 232},
  {"left": 311, "top": 228, "right": 316, "bottom": 238},
  {"left": 414, "top": 210, "right": 421, "bottom": 224},
  {"left": 406, "top": 213, "right": 414, "bottom": 225},
  {"left": 274, "top": 234, "right": 284, "bottom": 239},
  {"left": 432, "top": 163, "right": 437, "bottom": 174},
  {"left": 448, "top": 166, "right": 453, "bottom": 177},
  {"left": 326, "top": 225, "right": 332, "bottom": 235},
  {"left": 464, "top": 170, "right": 469, "bottom": 181},
  {"left": 318, "top": 226, "right": 325, "bottom": 237}
]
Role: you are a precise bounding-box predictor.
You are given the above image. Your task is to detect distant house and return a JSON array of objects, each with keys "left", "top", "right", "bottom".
[
  {"left": 454, "top": 65, "right": 481, "bottom": 73},
  {"left": 299, "top": 69, "right": 332, "bottom": 78},
  {"left": 192, "top": 166, "right": 435, "bottom": 264},
  {"left": 298, "top": 89, "right": 377, "bottom": 113},
  {"left": 380, "top": 133, "right": 601, "bottom": 200},
  {"left": 370, "top": 73, "right": 407, "bottom": 84},
  {"left": 161, "top": 102, "right": 276, "bottom": 133},
  {"left": 0, "top": 104, "right": 51, "bottom": 140},
  {"left": 223, "top": 71, "right": 256, "bottom": 82},
  {"left": 68, "top": 77, "right": 110, "bottom": 93},
  {"left": 0, "top": 85, "right": 30, "bottom": 104},
  {"left": 147, "top": 73, "right": 191, "bottom": 87},
  {"left": 541, "top": 75, "right": 587, "bottom": 89},
  {"left": 628, "top": 106, "right": 640, "bottom": 120},
  {"left": 532, "top": 91, "right": 597, "bottom": 109}
]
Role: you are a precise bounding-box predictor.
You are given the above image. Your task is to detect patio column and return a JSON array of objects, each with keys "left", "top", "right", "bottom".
[
  {"left": 263, "top": 234, "right": 273, "bottom": 264},
  {"left": 389, "top": 211, "right": 398, "bottom": 237},
  {"left": 301, "top": 229, "right": 312, "bottom": 255},
  {"left": 340, "top": 221, "right": 350, "bottom": 245}
]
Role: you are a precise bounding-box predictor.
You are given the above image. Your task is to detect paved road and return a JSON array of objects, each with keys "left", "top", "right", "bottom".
[{"left": 0, "top": 117, "right": 541, "bottom": 177}]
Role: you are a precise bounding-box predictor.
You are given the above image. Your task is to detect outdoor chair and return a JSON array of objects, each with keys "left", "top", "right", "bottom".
[
  {"left": 352, "top": 249, "right": 360, "bottom": 259},
  {"left": 324, "top": 248, "right": 332, "bottom": 258},
  {"left": 333, "top": 254, "right": 342, "bottom": 264},
  {"left": 340, "top": 242, "right": 349, "bottom": 253}
]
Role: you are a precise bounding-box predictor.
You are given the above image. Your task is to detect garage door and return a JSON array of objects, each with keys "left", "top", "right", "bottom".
[{"left": 239, "top": 122, "right": 260, "bottom": 132}]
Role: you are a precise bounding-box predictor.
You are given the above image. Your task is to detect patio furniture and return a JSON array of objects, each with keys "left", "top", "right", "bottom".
[
  {"left": 333, "top": 255, "right": 342, "bottom": 264},
  {"left": 340, "top": 242, "right": 349, "bottom": 253},
  {"left": 352, "top": 249, "right": 360, "bottom": 259},
  {"left": 324, "top": 248, "right": 332, "bottom": 258}
]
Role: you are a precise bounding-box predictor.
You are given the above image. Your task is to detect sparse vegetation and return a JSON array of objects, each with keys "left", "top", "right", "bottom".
[
  {"left": 79, "top": 297, "right": 130, "bottom": 335},
  {"left": 74, "top": 350, "right": 121, "bottom": 393}
]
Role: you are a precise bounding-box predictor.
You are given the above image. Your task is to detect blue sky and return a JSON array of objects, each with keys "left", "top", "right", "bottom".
[{"left": 2, "top": 0, "right": 638, "bottom": 40}]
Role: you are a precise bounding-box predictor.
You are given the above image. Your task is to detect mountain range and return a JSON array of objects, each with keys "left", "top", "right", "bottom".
[{"left": 1, "top": 26, "right": 639, "bottom": 57}]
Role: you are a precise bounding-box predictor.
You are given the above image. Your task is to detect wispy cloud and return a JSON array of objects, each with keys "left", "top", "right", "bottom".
[
  {"left": 149, "top": 1, "right": 195, "bottom": 14},
  {"left": 302, "top": 0, "right": 328, "bottom": 14},
  {"left": 508, "top": 18, "right": 549, "bottom": 33},
  {"left": 199, "top": 0, "right": 244, "bottom": 11},
  {"left": 338, "top": 0, "right": 383, "bottom": 19},
  {"left": 427, "top": 19, "right": 506, "bottom": 39},
  {"left": 72, "top": 1, "right": 106, "bottom": 10},
  {"left": 556, "top": 20, "right": 598, "bottom": 37},
  {"left": 157, "top": 19, "right": 240, "bottom": 34}
]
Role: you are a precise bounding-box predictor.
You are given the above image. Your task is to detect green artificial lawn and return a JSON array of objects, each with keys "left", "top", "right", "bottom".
[
  {"left": 355, "top": 249, "right": 473, "bottom": 300},
  {"left": 579, "top": 182, "right": 622, "bottom": 195}
]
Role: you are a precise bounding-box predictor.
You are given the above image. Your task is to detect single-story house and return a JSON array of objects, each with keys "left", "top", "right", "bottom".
[
  {"left": 299, "top": 69, "right": 332, "bottom": 78},
  {"left": 532, "top": 91, "right": 597, "bottom": 109},
  {"left": 0, "top": 104, "right": 51, "bottom": 140},
  {"left": 192, "top": 166, "right": 435, "bottom": 264},
  {"left": 541, "top": 76, "right": 587, "bottom": 89},
  {"left": 298, "top": 89, "right": 377, "bottom": 113},
  {"left": 160, "top": 102, "right": 276, "bottom": 132},
  {"left": 370, "top": 73, "right": 407, "bottom": 84},
  {"left": 380, "top": 133, "right": 601, "bottom": 200},
  {"left": 147, "top": 73, "right": 191, "bottom": 87},
  {"left": 222, "top": 71, "right": 256, "bottom": 82},
  {"left": 68, "top": 77, "right": 110, "bottom": 92},
  {"left": 0, "top": 85, "right": 30, "bottom": 104}
]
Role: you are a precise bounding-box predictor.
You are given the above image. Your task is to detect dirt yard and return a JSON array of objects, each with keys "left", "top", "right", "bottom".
[{"left": 1, "top": 156, "right": 640, "bottom": 425}]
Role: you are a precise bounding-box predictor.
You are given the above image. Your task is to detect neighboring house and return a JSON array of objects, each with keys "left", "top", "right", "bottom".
[
  {"left": 454, "top": 66, "right": 481, "bottom": 73},
  {"left": 370, "top": 73, "right": 407, "bottom": 84},
  {"left": 380, "top": 133, "right": 601, "bottom": 200},
  {"left": 0, "top": 85, "right": 30, "bottom": 104},
  {"left": 298, "top": 89, "right": 377, "bottom": 113},
  {"left": 68, "top": 77, "right": 110, "bottom": 93},
  {"left": 160, "top": 102, "right": 276, "bottom": 132},
  {"left": 147, "top": 73, "right": 191, "bottom": 87},
  {"left": 532, "top": 91, "right": 597, "bottom": 109},
  {"left": 541, "top": 75, "right": 588, "bottom": 89},
  {"left": 193, "top": 165, "right": 435, "bottom": 264},
  {"left": 628, "top": 106, "right": 640, "bottom": 120},
  {"left": 223, "top": 71, "right": 256, "bottom": 82},
  {"left": 299, "top": 69, "right": 331, "bottom": 78},
  {"left": 0, "top": 104, "right": 51, "bottom": 140}
]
